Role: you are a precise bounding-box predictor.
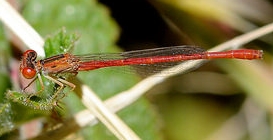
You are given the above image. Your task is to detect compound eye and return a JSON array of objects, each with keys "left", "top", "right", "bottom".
[{"left": 21, "top": 67, "right": 36, "bottom": 79}]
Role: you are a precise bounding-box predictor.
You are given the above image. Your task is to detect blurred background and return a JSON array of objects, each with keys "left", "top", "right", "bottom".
[
  {"left": 1, "top": 0, "right": 273, "bottom": 139},
  {"left": 98, "top": 0, "right": 273, "bottom": 139}
]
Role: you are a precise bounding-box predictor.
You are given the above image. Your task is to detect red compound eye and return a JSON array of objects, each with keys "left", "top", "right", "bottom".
[{"left": 21, "top": 67, "right": 36, "bottom": 79}]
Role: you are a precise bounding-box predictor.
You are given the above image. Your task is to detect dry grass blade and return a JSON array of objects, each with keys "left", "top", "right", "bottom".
[
  {"left": 0, "top": 0, "right": 45, "bottom": 57},
  {"left": 0, "top": 1, "right": 139, "bottom": 139}
]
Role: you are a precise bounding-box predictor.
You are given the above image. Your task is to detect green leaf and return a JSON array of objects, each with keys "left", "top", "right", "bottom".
[
  {"left": 44, "top": 28, "right": 80, "bottom": 56},
  {"left": 16, "top": 0, "right": 161, "bottom": 139},
  {"left": 0, "top": 24, "right": 14, "bottom": 136}
]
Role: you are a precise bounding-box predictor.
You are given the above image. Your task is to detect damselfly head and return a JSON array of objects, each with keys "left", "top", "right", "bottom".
[{"left": 20, "top": 50, "right": 38, "bottom": 79}]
